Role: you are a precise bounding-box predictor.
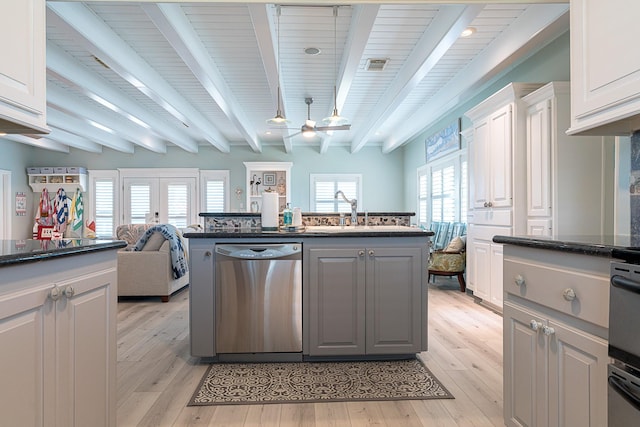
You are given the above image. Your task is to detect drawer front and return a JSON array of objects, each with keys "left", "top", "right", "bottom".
[{"left": 504, "top": 257, "right": 609, "bottom": 328}]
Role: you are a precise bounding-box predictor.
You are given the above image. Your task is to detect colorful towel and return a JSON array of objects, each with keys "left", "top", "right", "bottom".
[
  {"left": 53, "top": 188, "right": 68, "bottom": 233},
  {"left": 35, "top": 188, "right": 53, "bottom": 226},
  {"left": 133, "top": 224, "right": 188, "bottom": 279},
  {"left": 68, "top": 189, "right": 84, "bottom": 236}
]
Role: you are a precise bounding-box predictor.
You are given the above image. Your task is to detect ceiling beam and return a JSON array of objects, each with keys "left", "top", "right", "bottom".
[
  {"left": 45, "top": 127, "right": 104, "bottom": 153},
  {"left": 46, "top": 2, "right": 230, "bottom": 153},
  {"left": 320, "top": 4, "right": 379, "bottom": 154},
  {"left": 351, "top": 4, "right": 483, "bottom": 153},
  {"left": 46, "top": 42, "right": 198, "bottom": 153},
  {"left": 47, "top": 85, "right": 168, "bottom": 154},
  {"left": 382, "top": 4, "right": 569, "bottom": 153},
  {"left": 143, "top": 3, "right": 262, "bottom": 153},
  {"left": 249, "top": 3, "right": 294, "bottom": 153},
  {"left": 2, "top": 134, "right": 70, "bottom": 153},
  {"left": 47, "top": 108, "right": 135, "bottom": 153}
]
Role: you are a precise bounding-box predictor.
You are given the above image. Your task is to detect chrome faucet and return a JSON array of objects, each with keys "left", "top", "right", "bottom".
[{"left": 335, "top": 190, "right": 358, "bottom": 226}]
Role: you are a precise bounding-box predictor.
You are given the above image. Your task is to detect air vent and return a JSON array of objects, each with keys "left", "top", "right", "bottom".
[{"left": 365, "top": 58, "right": 389, "bottom": 71}]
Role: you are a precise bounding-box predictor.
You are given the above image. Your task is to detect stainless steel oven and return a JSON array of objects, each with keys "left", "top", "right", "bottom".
[{"left": 609, "top": 261, "right": 640, "bottom": 425}]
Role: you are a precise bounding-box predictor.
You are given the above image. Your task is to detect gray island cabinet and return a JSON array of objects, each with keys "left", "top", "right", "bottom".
[
  {"left": 186, "top": 226, "right": 430, "bottom": 360},
  {"left": 305, "top": 241, "right": 425, "bottom": 356}
]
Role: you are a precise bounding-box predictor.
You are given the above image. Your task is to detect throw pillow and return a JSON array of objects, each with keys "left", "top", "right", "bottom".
[
  {"left": 444, "top": 236, "right": 466, "bottom": 253},
  {"left": 141, "top": 232, "right": 166, "bottom": 251}
]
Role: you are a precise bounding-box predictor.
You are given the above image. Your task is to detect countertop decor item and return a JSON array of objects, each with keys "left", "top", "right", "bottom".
[
  {"left": 188, "top": 357, "right": 452, "bottom": 406},
  {"left": 260, "top": 190, "right": 279, "bottom": 231}
]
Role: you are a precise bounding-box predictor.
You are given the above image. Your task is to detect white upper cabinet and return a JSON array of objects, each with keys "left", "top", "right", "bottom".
[
  {"left": 0, "top": 0, "right": 48, "bottom": 134},
  {"left": 569, "top": 0, "right": 640, "bottom": 135}
]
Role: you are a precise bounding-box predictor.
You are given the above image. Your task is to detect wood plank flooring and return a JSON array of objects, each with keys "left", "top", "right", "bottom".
[{"left": 116, "top": 278, "right": 504, "bottom": 426}]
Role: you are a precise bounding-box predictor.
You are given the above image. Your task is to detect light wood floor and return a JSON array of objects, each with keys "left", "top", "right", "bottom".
[{"left": 116, "top": 279, "right": 504, "bottom": 426}]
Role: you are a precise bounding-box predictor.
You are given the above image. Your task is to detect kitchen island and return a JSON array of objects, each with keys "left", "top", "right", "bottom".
[
  {"left": 185, "top": 224, "right": 432, "bottom": 361},
  {"left": 493, "top": 234, "right": 633, "bottom": 427},
  {"left": 0, "top": 238, "right": 126, "bottom": 427}
]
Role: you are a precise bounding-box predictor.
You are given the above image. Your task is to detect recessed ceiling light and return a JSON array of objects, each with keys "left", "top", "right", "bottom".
[
  {"left": 304, "top": 47, "right": 321, "bottom": 55},
  {"left": 461, "top": 27, "right": 476, "bottom": 38}
]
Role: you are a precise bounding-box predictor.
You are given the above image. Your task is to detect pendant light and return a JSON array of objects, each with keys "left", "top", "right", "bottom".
[
  {"left": 323, "top": 6, "right": 349, "bottom": 126},
  {"left": 267, "top": 6, "right": 289, "bottom": 125}
]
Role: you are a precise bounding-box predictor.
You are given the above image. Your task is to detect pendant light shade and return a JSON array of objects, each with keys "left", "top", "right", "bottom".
[
  {"left": 267, "top": 6, "right": 289, "bottom": 126},
  {"left": 323, "top": 6, "right": 349, "bottom": 126}
]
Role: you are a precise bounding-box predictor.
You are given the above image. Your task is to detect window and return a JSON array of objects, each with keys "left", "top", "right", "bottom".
[
  {"left": 88, "top": 170, "right": 119, "bottom": 238},
  {"left": 310, "top": 174, "right": 362, "bottom": 212},
  {"left": 417, "top": 152, "right": 467, "bottom": 227},
  {"left": 200, "top": 170, "right": 229, "bottom": 213}
]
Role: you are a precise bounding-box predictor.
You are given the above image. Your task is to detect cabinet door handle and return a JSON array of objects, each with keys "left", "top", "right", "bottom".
[
  {"left": 49, "top": 284, "right": 62, "bottom": 301},
  {"left": 63, "top": 286, "right": 75, "bottom": 299},
  {"left": 542, "top": 325, "right": 555, "bottom": 336},
  {"left": 368, "top": 250, "right": 375, "bottom": 256},
  {"left": 514, "top": 275, "right": 525, "bottom": 287},
  {"left": 529, "top": 320, "right": 542, "bottom": 331},
  {"left": 358, "top": 250, "right": 365, "bottom": 257},
  {"left": 562, "top": 288, "right": 576, "bottom": 301}
]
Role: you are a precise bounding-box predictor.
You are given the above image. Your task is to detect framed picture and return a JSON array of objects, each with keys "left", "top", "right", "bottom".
[
  {"left": 425, "top": 118, "right": 461, "bottom": 163},
  {"left": 263, "top": 173, "right": 276, "bottom": 186}
]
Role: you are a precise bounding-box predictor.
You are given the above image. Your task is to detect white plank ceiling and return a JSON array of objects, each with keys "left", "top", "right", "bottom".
[{"left": 34, "top": 1, "right": 569, "bottom": 155}]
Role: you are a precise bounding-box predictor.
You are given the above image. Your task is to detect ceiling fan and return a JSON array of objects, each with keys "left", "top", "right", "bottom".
[{"left": 284, "top": 97, "right": 351, "bottom": 139}]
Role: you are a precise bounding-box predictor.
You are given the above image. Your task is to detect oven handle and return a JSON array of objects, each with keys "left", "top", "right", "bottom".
[
  {"left": 611, "top": 275, "right": 640, "bottom": 294},
  {"left": 609, "top": 374, "right": 640, "bottom": 411}
]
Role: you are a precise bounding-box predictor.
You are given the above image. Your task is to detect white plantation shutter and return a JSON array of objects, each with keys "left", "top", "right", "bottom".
[
  {"left": 167, "top": 183, "right": 188, "bottom": 228},
  {"left": 425, "top": 153, "right": 467, "bottom": 224},
  {"left": 129, "top": 184, "right": 151, "bottom": 224},
  {"left": 94, "top": 179, "right": 115, "bottom": 238},
  {"left": 311, "top": 174, "right": 361, "bottom": 212},
  {"left": 431, "top": 164, "right": 456, "bottom": 222},
  {"left": 418, "top": 171, "right": 428, "bottom": 225},
  {"left": 461, "top": 159, "right": 468, "bottom": 222},
  {"left": 205, "top": 180, "right": 224, "bottom": 212},
  {"left": 200, "top": 170, "right": 229, "bottom": 214}
]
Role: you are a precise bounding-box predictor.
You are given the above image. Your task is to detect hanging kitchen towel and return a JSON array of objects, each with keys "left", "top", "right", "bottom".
[
  {"left": 261, "top": 190, "right": 279, "bottom": 230},
  {"left": 35, "top": 188, "right": 53, "bottom": 226},
  {"left": 53, "top": 188, "right": 68, "bottom": 234},
  {"left": 67, "top": 189, "right": 84, "bottom": 237}
]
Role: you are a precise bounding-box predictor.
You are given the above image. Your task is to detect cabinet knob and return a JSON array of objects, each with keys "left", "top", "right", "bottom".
[
  {"left": 487, "top": 201, "right": 493, "bottom": 208},
  {"left": 63, "top": 286, "right": 75, "bottom": 299},
  {"left": 368, "top": 250, "right": 375, "bottom": 256},
  {"left": 529, "top": 319, "right": 542, "bottom": 331},
  {"left": 49, "top": 285, "right": 62, "bottom": 301},
  {"left": 562, "top": 288, "right": 576, "bottom": 301},
  {"left": 358, "top": 250, "right": 365, "bottom": 257},
  {"left": 542, "top": 325, "right": 555, "bottom": 336},
  {"left": 204, "top": 251, "right": 212, "bottom": 257},
  {"left": 483, "top": 202, "right": 488, "bottom": 208},
  {"left": 514, "top": 275, "right": 525, "bottom": 287}
]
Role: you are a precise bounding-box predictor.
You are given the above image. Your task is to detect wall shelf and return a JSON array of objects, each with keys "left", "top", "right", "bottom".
[{"left": 28, "top": 173, "right": 87, "bottom": 193}]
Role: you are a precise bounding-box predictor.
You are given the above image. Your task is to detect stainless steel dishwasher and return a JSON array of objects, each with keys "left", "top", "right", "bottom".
[{"left": 214, "top": 243, "right": 302, "bottom": 355}]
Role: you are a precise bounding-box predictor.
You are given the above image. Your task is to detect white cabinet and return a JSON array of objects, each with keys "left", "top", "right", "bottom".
[
  {"left": 502, "top": 245, "right": 611, "bottom": 427},
  {"left": 569, "top": 0, "right": 640, "bottom": 135},
  {"left": 0, "top": 0, "right": 48, "bottom": 134},
  {"left": 467, "top": 224, "right": 505, "bottom": 308},
  {"left": 306, "top": 241, "right": 426, "bottom": 356},
  {"left": 243, "top": 162, "right": 292, "bottom": 213},
  {"left": 465, "top": 83, "right": 543, "bottom": 308},
  {"left": 523, "top": 82, "right": 613, "bottom": 237},
  {"left": 0, "top": 250, "right": 118, "bottom": 427}
]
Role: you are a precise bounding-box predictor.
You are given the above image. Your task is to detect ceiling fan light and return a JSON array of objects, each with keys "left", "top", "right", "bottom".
[{"left": 302, "top": 129, "right": 316, "bottom": 138}]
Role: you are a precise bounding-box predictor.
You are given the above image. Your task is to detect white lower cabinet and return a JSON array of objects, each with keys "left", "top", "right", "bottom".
[
  {"left": 503, "top": 245, "right": 611, "bottom": 427},
  {"left": 0, "top": 252, "right": 117, "bottom": 427},
  {"left": 504, "top": 301, "right": 608, "bottom": 427},
  {"left": 468, "top": 224, "right": 506, "bottom": 309},
  {"left": 306, "top": 244, "right": 425, "bottom": 356}
]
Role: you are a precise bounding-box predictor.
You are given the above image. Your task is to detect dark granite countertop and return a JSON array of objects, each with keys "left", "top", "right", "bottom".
[
  {"left": 493, "top": 234, "right": 640, "bottom": 262},
  {"left": 199, "top": 211, "right": 416, "bottom": 217},
  {"left": 0, "top": 239, "right": 127, "bottom": 266},
  {"left": 184, "top": 226, "right": 433, "bottom": 239}
]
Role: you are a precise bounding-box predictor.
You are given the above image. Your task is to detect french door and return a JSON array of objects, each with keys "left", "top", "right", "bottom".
[{"left": 123, "top": 177, "right": 196, "bottom": 227}]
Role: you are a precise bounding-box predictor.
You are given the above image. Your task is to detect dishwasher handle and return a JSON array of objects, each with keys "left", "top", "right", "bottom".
[{"left": 215, "top": 244, "right": 301, "bottom": 260}]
